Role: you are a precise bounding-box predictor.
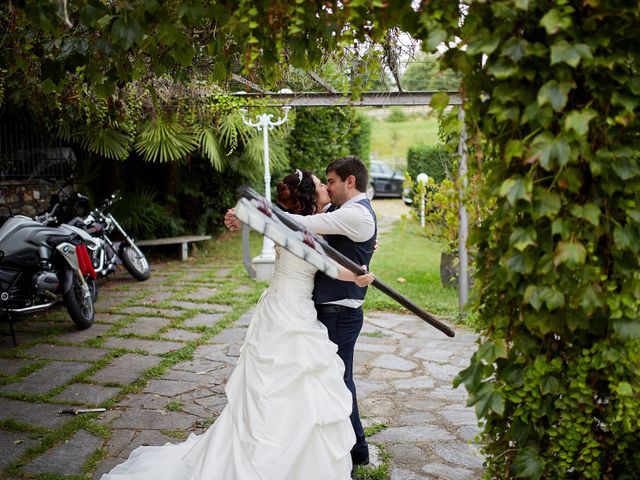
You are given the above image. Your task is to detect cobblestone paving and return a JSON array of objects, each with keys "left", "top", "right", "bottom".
[
  {"left": 359, "top": 313, "right": 482, "bottom": 480},
  {"left": 0, "top": 257, "right": 482, "bottom": 480}
]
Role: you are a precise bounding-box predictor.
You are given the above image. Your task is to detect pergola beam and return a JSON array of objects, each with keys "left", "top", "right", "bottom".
[{"left": 232, "top": 91, "right": 461, "bottom": 107}]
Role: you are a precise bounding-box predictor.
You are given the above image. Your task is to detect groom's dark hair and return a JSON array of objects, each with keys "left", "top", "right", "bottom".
[{"left": 326, "top": 156, "right": 369, "bottom": 192}]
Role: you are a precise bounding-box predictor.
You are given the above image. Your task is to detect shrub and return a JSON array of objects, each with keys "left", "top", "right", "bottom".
[
  {"left": 109, "top": 185, "right": 184, "bottom": 239},
  {"left": 406, "top": 144, "right": 452, "bottom": 184},
  {"left": 286, "top": 107, "right": 371, "bottom": 175},
  {"left": 385, "top": 107, "right": 407, "bottom": 123}
]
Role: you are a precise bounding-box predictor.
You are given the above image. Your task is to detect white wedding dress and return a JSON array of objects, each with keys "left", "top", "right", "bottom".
[{"left": 101, "top": 248, "right": 355, "bottom": 480}]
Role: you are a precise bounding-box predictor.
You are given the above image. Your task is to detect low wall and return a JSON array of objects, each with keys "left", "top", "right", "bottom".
[{"left": 0, "top": 179, "right": 62, "bottom": 217}]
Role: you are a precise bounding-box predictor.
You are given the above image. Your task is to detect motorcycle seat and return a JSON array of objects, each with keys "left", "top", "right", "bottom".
[{"left": 86, "top": 224, "right": 104, "bottom": 235}]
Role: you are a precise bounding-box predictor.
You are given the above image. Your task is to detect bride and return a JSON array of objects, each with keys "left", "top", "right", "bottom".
[{"left": 100, "top": 169, "right": 375, "bottom": 480}]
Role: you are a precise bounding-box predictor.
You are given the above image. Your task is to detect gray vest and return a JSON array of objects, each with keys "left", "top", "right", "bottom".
[{"left": 312, "top": 199, "right": 377, "bottom": 304}]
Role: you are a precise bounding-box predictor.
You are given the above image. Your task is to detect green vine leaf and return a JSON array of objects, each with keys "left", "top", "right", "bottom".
[
  {"left": 554, "top": 241, "right": 587, "bottom": 268},
  {"left": 612, "top": 91, "right": 640, "bottom": 112},
  {"left": 471, "top": 382, "right": 505, "bottom": 417},
  {"left": 612, "top": 157, "right": 640, "bottom": 180},
  {"left": 454, "top": 359, "right": 486, "bottom": 391},
  {"left": 616, "top": 382, "right": 633, "bottom": 396},
  {"left": 510, "top": 227, "right": 538, "bottom": 251},
  {"left": 499, "top": 177, "right": 531, "bottom": 205},
  {"left": 426, "top": 27, "right": 447, "bottom": 51},
  {"left": 430, "top": 92, "right": 450, "bottom": 114},
  {"left": 613, "top": 225, "right": 637, "bottom": 252},
  {"left": 477, "top": 339, "right": 509, "bottom": 363},
  {"left": 539, "top": 9, "right": 572, "bottom": 35},
  {"left": 613, "top": 320, "right": 640, "bottom": 339},
  {"left": 570, "top": 203, "right": 600, "bottom": 226},
  {"left": 564, "top": 109, "right": 597, "bottom": 136},
  {"left": 539, "top": 287, "right": 565, "bottom": 310},
  {"left": 532, "top": 132, "right": 570, "bottom": 170},
  {"left": 111, "top": 17, "right": 143, "bottom": 50},
  {"left": 537, "top": 80, "right": 574, "bottom": 112},
  {"left": 550, "top": 41, "right": 592, "bottom": 68},
  {"left": 531, "top": 190, "right": 561, "bottom": 221},
  {"left": 512, "top": 446, "right": 545, "bottom": 480}
]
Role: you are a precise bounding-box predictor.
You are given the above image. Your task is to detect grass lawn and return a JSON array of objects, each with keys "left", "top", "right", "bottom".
[
  {"left": 369, "top": 114, "right": 439, "bottom": 167},
  {"left": 365, "top": 216, "right": 459, "bottom": 321}
]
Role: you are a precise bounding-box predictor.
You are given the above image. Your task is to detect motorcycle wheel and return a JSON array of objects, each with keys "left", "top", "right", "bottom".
[
  {"left": 63, "top": 272, "right": 95, "bottom": 329},
  {"left": 120, "top": 245, "right": 151, "bottom": 281}
]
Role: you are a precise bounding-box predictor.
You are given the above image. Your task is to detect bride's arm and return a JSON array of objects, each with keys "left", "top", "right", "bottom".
[{"left": 336, "top": 264, "right": 375, "bottom": 286}]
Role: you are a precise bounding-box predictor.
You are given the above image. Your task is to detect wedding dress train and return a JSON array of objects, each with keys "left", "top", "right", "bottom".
[{"left": 101, "top": 248, "right": 355, "bottom": 480}]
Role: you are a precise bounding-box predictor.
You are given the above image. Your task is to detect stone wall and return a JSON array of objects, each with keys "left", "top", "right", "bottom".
[{"left": 0, "top": 179, "right": 62, "bottom": 217}]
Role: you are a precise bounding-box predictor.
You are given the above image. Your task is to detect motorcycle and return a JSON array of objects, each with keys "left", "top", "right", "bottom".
[
  {"left": 36, "top": 189, "right": 151, "bottom": 282},
  {"left": 0, "top": 207, "right": 97, "bottom": 345}
]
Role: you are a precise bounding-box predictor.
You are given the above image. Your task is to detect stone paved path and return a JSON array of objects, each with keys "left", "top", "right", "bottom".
[
  {"left": 358, "top": 313, "right": 482, "bottom": 480},
  {"left": 0, "top": 256, "right": 482, "bottom": 480}
]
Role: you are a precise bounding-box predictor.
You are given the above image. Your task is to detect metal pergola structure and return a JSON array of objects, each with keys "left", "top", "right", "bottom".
[
  {"left": 231, "top": 90, "right": 469, "bottom": 311},
  {"left": 232, "top": 91, "right": 462, "bottom": 108}
]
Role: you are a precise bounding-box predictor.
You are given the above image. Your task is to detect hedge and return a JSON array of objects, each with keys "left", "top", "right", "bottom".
[
  {"left": 406, "top": 144, "right": 453, "bottom": 184},
  {"left": 286, "top": 107, "right": 371, "bottom": 176}
]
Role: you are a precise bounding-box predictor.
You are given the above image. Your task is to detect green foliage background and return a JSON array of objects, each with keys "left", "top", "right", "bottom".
[
  {"left": 286, "top": 107, "right": 371, "bottom": 175},
  {"left": 440, "top": 2, "right": 640, "bottom": 478},
  {"left": 406, "top": 145, "right": 452, "bottom": 183}
]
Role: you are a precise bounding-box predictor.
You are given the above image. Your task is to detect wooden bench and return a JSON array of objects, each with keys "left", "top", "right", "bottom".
[{"left": 136, "top": 235, "right": 212, "bottom": 261}]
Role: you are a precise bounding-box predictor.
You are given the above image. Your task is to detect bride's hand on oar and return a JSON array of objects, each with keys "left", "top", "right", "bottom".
[{"left": 224, "top": 208, "right": 241, "bottom": 231}]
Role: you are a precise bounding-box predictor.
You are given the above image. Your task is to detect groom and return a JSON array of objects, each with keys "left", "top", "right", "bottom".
[
  {"left": 225, "top": 156, "right": 376, "bottom": 466},
  {"left": 299, "top": 156, "right": 376, "bottom": 467}
]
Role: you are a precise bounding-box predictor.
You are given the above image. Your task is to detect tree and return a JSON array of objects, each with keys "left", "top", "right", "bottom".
[{"left": 286, "top": 107, "right": 371, "bottom": 175}]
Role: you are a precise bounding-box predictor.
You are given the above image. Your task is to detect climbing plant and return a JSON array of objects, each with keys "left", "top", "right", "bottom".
[{"left": 439, "top": 2, "right": 640, "bottom": 478}]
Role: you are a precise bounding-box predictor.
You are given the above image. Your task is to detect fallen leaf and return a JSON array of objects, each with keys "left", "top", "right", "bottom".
[{"left": 397, "top": 277, "right": 406, "bottom": 283}]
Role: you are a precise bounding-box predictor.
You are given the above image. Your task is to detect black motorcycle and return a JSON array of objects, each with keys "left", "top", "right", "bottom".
[
  {"left": 36, "top": 190, "right": 150, "bottom": 282},
  {"left": 0, "top": 208, "right": 97, "bottom": 345}
]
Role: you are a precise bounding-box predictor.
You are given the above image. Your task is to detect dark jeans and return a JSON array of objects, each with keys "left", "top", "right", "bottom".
[{"left": 315, "top": 304, "right": 368, "bottom": 460}]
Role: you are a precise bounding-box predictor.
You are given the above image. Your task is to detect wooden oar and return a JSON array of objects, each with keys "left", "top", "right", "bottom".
[{"left": 238, "top": 186, "right": 455, "bottom": 338}]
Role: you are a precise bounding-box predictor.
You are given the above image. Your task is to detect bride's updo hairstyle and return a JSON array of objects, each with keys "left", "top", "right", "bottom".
[{"left": 276, "top": 169, "right": 317, "bottom": 216}]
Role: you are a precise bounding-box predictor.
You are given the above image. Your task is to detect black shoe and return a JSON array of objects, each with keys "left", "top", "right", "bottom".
[
  {"left": 351, "top": 449, "right": 370, "bottom": 466},
  {"left": 351, "top": 436, "right": 369, "bottom": 466}
]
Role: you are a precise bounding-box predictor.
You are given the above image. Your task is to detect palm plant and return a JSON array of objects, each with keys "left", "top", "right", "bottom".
[
  {"left": 78, "top": 125, "right": 131, "bottom": 161},
  {"left": 135, "top": 115, "right": 199, "bottom": 163}
]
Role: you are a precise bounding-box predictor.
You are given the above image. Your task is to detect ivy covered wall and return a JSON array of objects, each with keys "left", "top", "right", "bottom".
[{"left": 443, "top": 1, "right": 640, "bottom": 478}]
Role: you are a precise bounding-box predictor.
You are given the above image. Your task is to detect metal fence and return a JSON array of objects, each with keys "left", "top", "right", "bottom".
[{"left": 0, "top": 123, "right": 74, "bottom": 180}]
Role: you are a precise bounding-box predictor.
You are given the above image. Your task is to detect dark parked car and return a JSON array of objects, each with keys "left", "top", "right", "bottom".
[{"left": 368, "top": 161, "right": 405, "bottom": 199}]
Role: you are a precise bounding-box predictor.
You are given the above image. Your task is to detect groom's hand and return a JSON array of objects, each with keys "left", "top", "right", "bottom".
[
  {"left": 354, "top": 265, "right": 375, "bottom": 287},
  {"left": 224, "top": 208, "right": 241, "bottom": 231}
]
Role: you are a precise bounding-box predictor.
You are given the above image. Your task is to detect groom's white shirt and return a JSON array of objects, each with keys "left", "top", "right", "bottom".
[
  {"left": 290, "top": 193, "right": 376, "bottom": 308},
  {"left": 291, "top": 193, "right": 375, "bottom": 242}
]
